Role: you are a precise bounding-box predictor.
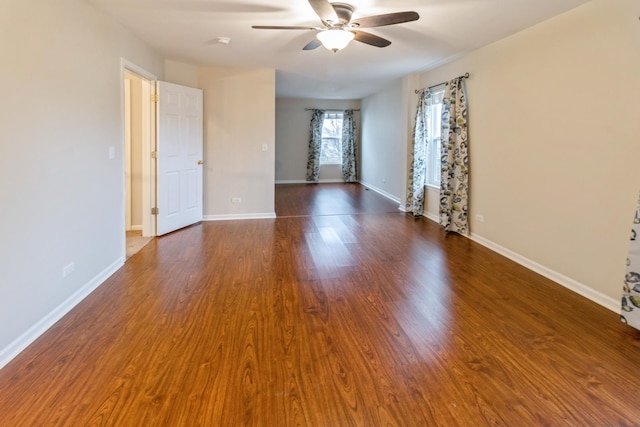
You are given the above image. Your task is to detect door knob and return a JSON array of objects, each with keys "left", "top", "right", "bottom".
[{"left": 197, "top": 160, "right": 204, "bottom": 165}]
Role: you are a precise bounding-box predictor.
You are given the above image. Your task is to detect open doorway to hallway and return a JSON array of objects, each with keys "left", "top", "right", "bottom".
[{"left": 123, "top": 67, "right": 155, "bottom": 258}]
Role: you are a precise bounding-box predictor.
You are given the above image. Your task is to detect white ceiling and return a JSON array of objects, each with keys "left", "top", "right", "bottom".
[{"left": 87, "top": 0, "right": 590, "bottom": 99}]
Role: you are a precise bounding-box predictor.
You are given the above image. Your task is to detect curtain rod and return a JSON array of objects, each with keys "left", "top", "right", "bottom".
[
  {"left": 304, "top": 108, "right": 360, "bottom": 112},
  {"left": 414, "top": 72, "right": 470, "bottom": 94}
]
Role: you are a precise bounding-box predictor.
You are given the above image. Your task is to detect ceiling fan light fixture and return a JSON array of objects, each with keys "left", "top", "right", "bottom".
[{"left": 316, "top": 29, "right": 355, "bottom": 52}]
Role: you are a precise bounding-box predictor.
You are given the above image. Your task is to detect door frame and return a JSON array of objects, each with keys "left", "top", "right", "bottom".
[
  {"left": 124, "top": 77, "right": 132, "bottom": 231},
  {"left": 120, "top": 59, "right": 157, "bottom": 252}
]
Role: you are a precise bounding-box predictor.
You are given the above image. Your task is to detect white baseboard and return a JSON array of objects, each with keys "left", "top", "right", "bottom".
[
  {"left": 359, "top": 181, "right": 401, "bottom": 204},
  {"left": 419, "top": 213, "right": 619, "bottom": 313},
  {"left": 0, "top": 256, "right": 125, "bottom": 370},
  {"left": 423, "top": 211, "right": 439, "bottom": 223},
  {"left": 467, "top": 233, "right": 619, "bottom": 313},
  {"left": 203, "top": 213, "right": 277, "bottom": 221},
  {"left": 275, "top": 179, "right": 346, "bottom": 184},
  {"left": 130, "top": 225, "right": 142, "bottom": 231}
]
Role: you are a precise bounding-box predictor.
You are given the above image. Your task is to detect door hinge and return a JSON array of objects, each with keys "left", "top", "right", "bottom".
[
  {"left": 151, "top": 207, "right": 159, "bottom": 215},
  {"left": 151, "top": 94, "right": 159, "bottom": 103},
  {"left": 151, "top": 151, "right": 157, "bottom": 159}
]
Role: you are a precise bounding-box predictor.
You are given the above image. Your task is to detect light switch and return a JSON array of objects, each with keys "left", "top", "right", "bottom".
[
  {"left": 108, "top": 146, "right": 115, "bottom": 159},
  {"left": 261, "top": 144, "right": 268, "bottom": 152}
]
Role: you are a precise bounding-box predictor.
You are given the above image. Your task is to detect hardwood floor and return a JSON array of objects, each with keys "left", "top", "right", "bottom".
[
  {"left": 2, "top": 183, "right": 640, "bottom": 426},
  {"left": 275, "top": 182, "right": 399, "bottom": 217},
  {"left": 126, "top": 230, "right": 153, "bottom": 259}
]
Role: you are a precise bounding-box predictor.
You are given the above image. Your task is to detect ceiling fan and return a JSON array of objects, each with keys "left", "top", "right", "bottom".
[{"left": 252, "top": 0, "right": 419, "bottom": 52}]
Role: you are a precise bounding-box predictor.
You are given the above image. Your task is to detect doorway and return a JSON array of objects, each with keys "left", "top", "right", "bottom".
[
  {"left": 122, "top": 60, "right": 157, "bottom": 259},
  {"left": 120, "top": 60, "right": 204, "bottom": 259}
]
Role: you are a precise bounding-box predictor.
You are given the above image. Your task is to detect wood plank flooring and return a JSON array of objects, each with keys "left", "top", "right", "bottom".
[
  {"left": 275, "top": 182, "right": 399, "bottom": 217},
  {"left": 126, "top": 230, "right": 153, "bottom": 259},
  {"left": 2, "top": 183, "right": 640, "bottom": 426}
]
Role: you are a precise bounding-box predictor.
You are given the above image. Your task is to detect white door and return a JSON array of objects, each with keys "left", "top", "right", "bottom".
[{"left": 156, "top": 81, "right": 203, "bottom": 236}]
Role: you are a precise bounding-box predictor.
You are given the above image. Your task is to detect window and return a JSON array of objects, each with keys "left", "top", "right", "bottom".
[
  {"left": 320, "top": 112, "right": 343, "bottom": 165},
  {"left": 425, "top": 88, "right": 445, "bottom": 187}
]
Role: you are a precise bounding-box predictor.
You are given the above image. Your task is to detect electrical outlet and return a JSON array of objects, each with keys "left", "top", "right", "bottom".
[
  {"left": 261, "top": 144, "right": 268, "bottom": 152},
  {"left": 62, "top": 262, "right": 75, "bottom": 277},
  {"left": 475, "top": 214, "right": 484, "bottom": 222},
  {"left": 231, "top": 197, "right": 241, "bottom": 203}
]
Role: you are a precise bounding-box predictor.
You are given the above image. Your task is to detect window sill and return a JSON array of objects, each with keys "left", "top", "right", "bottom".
[{"left": 425, "top": 184, "right": 440, "bottom": 190}]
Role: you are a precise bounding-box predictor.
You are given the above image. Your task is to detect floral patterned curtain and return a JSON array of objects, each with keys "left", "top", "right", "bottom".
[
  {"left": 341, "top": 109, "right": 357, "bottom": 182},
  {"left": 306, "top": 109, "right": 325, "bottom": 182},
  {"left": 406, "top": 91, "right": 432, "bottom": 216},
  {"left": 621, "top": 192, "right": 640, "bottom": 328},
  {"left": 439, "top": 78, "right": 469, "bottom": 235}
]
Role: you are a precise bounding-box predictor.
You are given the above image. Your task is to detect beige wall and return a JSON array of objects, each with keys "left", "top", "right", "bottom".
[
  {"left": 199, "top": 67, "right": 276, "bottom": 218},
  {"left": 165, "top": 60, "right": 200, "bottom": 89},
  {"left": 0, "top": 0, "right": 163, "bottom": 363},
  {"left": 165, "top": 63, "right": 277, "bottom": 219},
  {"left": 408, "top": 0, "right": 640, "bottom": 305},
  {"left": 2, "top": 0, "right": 634, "bottom": 370},
  {"left": 360, "top": 78, "right": 410, "bottom": 202},
  {"left": 275, "top": 98, "right": 361, "bottom": 183}
]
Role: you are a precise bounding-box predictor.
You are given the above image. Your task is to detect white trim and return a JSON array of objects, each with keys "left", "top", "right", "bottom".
[
  {"left": 275, "top": 180, "right": 309, "bottom": 184},
  {"left": 119, "top": 59, "right": 158, "bottom": 260},
  {"left": 120, "top": 58, "right": 157, "bottom": 81},
  {"left": 359, "top": 181, "right": 401, "bottom": 204},
  {"left": 203, "top": 213, "right": 277, "bottom": 221},
  {"left": 131, "top": 225, "right": 143, "bottom": 231},
  {"left": 423, "top": 211, "right": 439, "bottom": 223},
  {"left": 419, "top": 212, "right": 618, "bottom": 313},
  {"left": 467, "top": 233, "right": 619, "bottom": 313},
  {"left": 275, "top": 179, "right": 347, "bottom": 184},
  {"left": 124, "top": 78, "right": 132, "bottom": 231},
  {"left": 0, "top": 257, "right": 125, "bottom": 370}
]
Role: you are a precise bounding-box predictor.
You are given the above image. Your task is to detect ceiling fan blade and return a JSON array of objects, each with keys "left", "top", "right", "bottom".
[
  {"left": 252, "top": 25, "right": 320, "bottom": 30},
  {"left": 351, "top": 11, "right": 419, "bottom": 28},
  {"left": 303, "top": 38, "right": 322, "bottom": 50},
  {"left": 353, "top": 31, "right": 391, "bottom": 48},
  {"left": 308, "top": 0, "right": 339, "bottom": 24}
]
